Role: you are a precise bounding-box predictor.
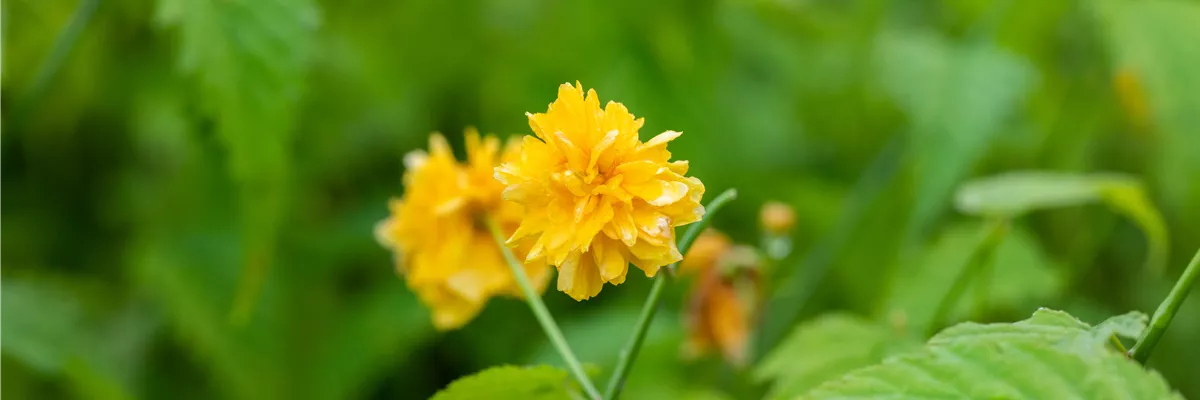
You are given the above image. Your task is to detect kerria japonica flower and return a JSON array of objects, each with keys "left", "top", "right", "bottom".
[
  {"left": 376, "top": 130, "right": 551, "bottom": 330},
  {"left": 494, "top": 82, "right": 706, "bottom": 301}
]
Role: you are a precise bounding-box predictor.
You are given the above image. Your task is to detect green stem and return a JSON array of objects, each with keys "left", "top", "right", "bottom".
[
  {"left": 602, "top": 188, "right": 738, "bottom": 400},
  {"left": 924, "top": 218, "right": 1009, "bottom": 337},
  {"left": 487, "top": 220, "right": 602, "bottom": 400},
  {"left": 1129, "top": 247, "right": 1200, "bottom": 364},
  {"left": 1110, "top": 334, "right": 1128, "bottom": 354},
  {"left": 25, "top": 0, "right": 101, "bottom": 102}
]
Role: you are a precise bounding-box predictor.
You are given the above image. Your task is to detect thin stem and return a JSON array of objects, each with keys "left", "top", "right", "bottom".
[
  {"left": 1109, "top": 334, "right": 1128, "bottom": 354},
  {"left": 924, "top": 218, "right": 1009, "bottom": 337},
  {"left": 1, "top": 0, "right": 9, "bottom": 84},
  {"left": 1129, "top": 247, "right": 1200, "bottom": 363},
  {"left": 603, "top": 188, "right": 738, "bottom": 400},
  {"left": 487, "top": 220, "right": 602, "bottom": 400},
  {"left": 25, "top": 0, "right": 101, "bottom": 102}
]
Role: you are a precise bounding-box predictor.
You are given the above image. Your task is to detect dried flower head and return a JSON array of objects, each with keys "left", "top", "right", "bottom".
[
  {"left": 680, "top": 229, "right": 732, "bottom": 275},
  {"left": 495, "top": 82, "right": 706, "bottom": 300},
  {"left": 680, "top": 230, "right": 760, "bottom": 367},
  {"left": 377, "top": 130, "right": 551, "bottom": 329}
]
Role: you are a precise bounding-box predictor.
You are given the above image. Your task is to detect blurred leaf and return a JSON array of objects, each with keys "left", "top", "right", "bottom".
[
  {"left": 955, "top": 171, "right": 1168, "bottom": 271},
  {"left": 876, "top": 31, "right": 1036, "bottom": 240},
  {"left": 883, "top": 222, "right": 1065, "bottom": 333},
  {"left": 154, "top": 0, "right": 320, "bottom": 321},
  {"left": 1094, "top": 0, "right": 1200, "bottom": 215},
  {"left": 0, "top": 279, "right": 153, "bottom": 400},
  {"left": 130, "top": 234, "right": 288, "bottom": 399},
  {"left": 527, "top": 306, "right": 680, "bottom": 370},
  {"left": 304, "top": 284, "right": 433, "bottom": 400},
  {"left": 429, "top": 365, "right": 573, "bottom": 400},
  {"left": 1, "top": 279, "right": 83, "bottom": 374},
  {"left": 803, "top": 309, "right": 1180, "bottom": 399},
  {"left": 753, "top": 313, "right": 919, "bottom": 400}
]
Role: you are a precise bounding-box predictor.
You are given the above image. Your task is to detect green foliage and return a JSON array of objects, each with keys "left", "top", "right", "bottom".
[
  {"left": 154, "top": 0, "right": 321, "bottom": 322},
  {"left": 927, "top": 309, "right": 1145, "bottom": 354},
  {"left": 430, "top": 365, "right": 573, "bottom": 400},
  {"left": 883, "top": 222, "right": 1064, "bottom": 334},
  {"left": 876, "top": 30, "right": 1035, "bottom": 240},
  {"left": 0, "top": 279, "right": 153, "bottom": 400},
  {"left": 1, "top": 280, "right": 84, "bottom": 374},
  {"left": 955, "top": 172, "right": 1168, "bottom": 271},
  {"left": 1093, "top": 0, "right": 1200, "bottom": 215},
  {"left": 802, "top": 309, "right": 1181, "bottom": 400},
  {"left": 4, "top": 0, "right": 1200, "bottom": 398},
  {"left": 754, "top": 313, "right": 920, "bottom": 400}
]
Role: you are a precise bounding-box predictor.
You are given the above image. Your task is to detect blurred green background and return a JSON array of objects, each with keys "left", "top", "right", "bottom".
[{"left": 3, "top": 0, "right": 1200, "bottom": 398}]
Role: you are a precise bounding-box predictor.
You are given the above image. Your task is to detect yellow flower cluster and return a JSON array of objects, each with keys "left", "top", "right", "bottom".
[
  {"left": 495, "top": 82, "right": 707, "bottom": 300},
  {"left": 376, "top": 130, "right": 551, "bottom": 330}
]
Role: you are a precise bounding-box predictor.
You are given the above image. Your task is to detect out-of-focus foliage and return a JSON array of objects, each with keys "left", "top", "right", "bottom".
[
  {"left": 752, "top": 313, "right": 919, "bottom": 400},
  {"left": 3, "top": 0, "right": 1199, "bottom": 398},
  {"left": 955, "top": 171, "right": 1168, "bottom": 271}
]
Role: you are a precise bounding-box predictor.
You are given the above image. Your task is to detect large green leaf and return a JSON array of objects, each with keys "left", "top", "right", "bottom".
[
  {"left": 876, "top": 31, "right": 1036, "bottom": 239},
  {"left": 1094, "top": 0, "right": 1200, "bottom": 216},
  {"left": 754, "top": 313, "right": 919, "bottom": 400},
  {"left": 430, "top": 365, "right": 574, "bottom": 400},
  {"left": 801, "top": 310, "right": 1180, "bottom": 399},
  {"left": 802, "top": 340, "right": 1179, "bottom": 399},
  {"left": 929, "top": 309, "right": 1146, "bottom": 355},
  {"left": 954, "top": 171, "right": 1168, "bottom": 271}
]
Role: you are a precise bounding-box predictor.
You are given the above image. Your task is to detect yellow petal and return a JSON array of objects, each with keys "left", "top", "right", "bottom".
[
  {"left": 593, "top": 238, "right": 628, "bottom": 284},
  {"left": 557, "top": 251, "right": 603, "bottom": 301}
]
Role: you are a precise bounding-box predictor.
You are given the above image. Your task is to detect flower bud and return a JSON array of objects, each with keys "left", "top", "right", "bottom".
[{"left": 760, "top": 201, "right": 796, "bottom": 234}]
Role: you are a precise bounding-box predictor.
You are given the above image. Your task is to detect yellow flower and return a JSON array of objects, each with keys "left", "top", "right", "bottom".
[
  {"left": 495, "top": 82, "right": 706, "bottom": 301},
  {"left": 377, "top": 130, "right": 551, "bottom": 330}
]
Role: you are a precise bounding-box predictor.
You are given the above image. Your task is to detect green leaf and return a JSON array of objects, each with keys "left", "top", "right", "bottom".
[
  {"left": 753, "top": 313, "right": 919, "bottom": 400},
  {"left": 304, "top": 284, "right": 434, "bottom": 400},
  {"left": 803, "top": 310, "right": 1180, "bottom": 399},
  {"left": 929, "top": 309, "right": 1146, "bottom": 356},
  {"left": 1093, "top": 0, "right": 1200, "bottom": 215},
  {"left": 430, "top": 365, "right": 574, "bottom": 400},
  {"left": 130, "top": 233, "right": 288, "bottom": 398},
  {"left": 883, "top": 222, "right": 1065, "bottom": 334},
  {"left": 954, "top": 171, "right": 1168, "bottom": 271},
  {"left": 1, "top": 279, "right": 83, "bottom": 374},
  {"left": 802, "top": 340, "right": 1180, "bottom": 399},
  {"left": 0, "top": 279, "right": 152, "bottom": 400},
  {"left": 876, "top": 31, "right": 1036, "bottom": 239},
  {"left": 154, "top": 0, "right": 320, "bottom": 321}
]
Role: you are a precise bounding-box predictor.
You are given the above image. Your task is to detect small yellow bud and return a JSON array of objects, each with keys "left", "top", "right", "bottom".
[{"left": 760, "top": 201, "right": 796, "bottom": 234}]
